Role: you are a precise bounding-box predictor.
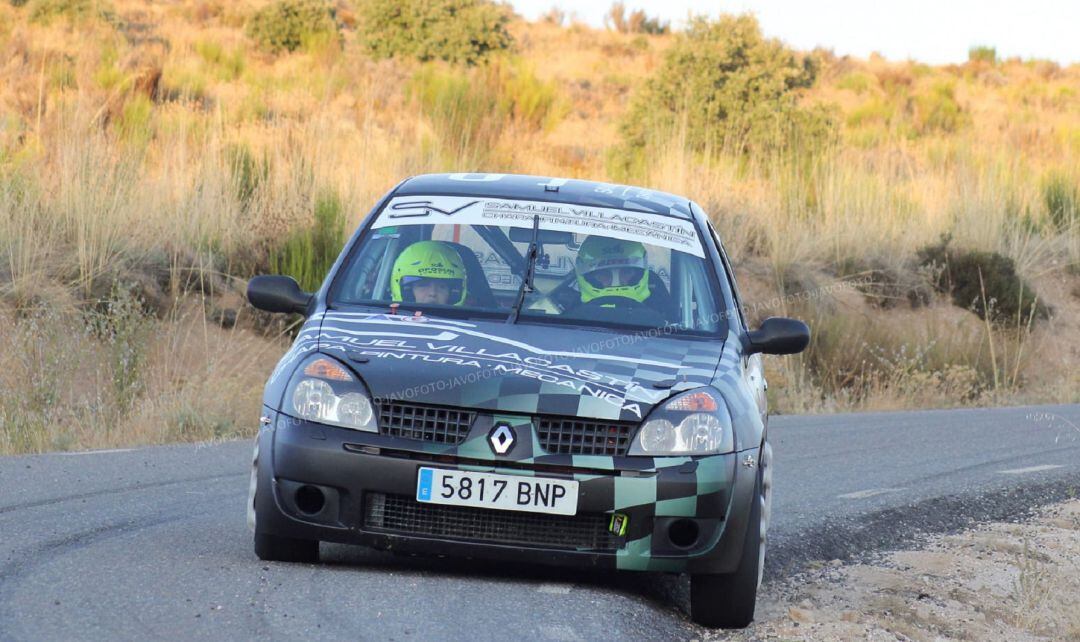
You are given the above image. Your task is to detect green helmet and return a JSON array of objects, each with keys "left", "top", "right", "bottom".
[
  {"left": 575, "top": 236, "right": 651, "bottom": 304},
  {"left": 391, "top": 241, "right": 468, "bottom": 306}
]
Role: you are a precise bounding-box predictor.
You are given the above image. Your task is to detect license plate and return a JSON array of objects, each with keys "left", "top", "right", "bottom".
[{"left": 416, "top": 467, "right": 579, "bottom": 516}]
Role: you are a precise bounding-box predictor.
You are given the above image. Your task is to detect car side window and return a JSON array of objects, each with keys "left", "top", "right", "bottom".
[{"left": 706, "top": 221, "right": 748, "bottom": 333}]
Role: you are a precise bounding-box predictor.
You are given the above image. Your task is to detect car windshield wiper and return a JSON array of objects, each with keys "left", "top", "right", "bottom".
[{"left": 507, "top": 215, "right": 540, "bottom": 324}]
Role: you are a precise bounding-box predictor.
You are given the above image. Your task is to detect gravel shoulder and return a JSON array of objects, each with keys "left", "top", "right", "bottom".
[{"left": 724, "top": 500, "right": 1080, "bottom": 641}]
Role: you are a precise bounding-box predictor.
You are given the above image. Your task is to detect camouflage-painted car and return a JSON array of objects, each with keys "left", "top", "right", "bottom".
[{"left": 246, "top": 173, "right": 809, "bottom": 628}]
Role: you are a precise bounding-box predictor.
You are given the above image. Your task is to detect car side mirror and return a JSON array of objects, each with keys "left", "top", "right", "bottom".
[
  {"left": 247, "top": 275, "right": 313, "bottom": 315},
  {"left": 745, "top": 317, "right": 810, "bottom": 355}
]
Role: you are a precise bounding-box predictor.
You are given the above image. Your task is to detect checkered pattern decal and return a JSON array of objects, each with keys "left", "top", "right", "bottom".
[{"left": 265, "top": 313, "right": 764, "bottom": 571}]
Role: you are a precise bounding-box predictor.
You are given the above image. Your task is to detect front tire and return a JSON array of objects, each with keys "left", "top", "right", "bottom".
[
  {"left": 254, "top": 532, "right": 320, "bottom": 563},
  {"left": 249, "top": 438, "right": 320, "bottom": 563},
  {"left": 689, "top": 444, "right": 768, "bottom": 629}
]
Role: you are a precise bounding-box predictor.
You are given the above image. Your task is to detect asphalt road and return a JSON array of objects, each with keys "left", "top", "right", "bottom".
[{"left": 1, "top": 403, "right": 1078, "bottom": 641}]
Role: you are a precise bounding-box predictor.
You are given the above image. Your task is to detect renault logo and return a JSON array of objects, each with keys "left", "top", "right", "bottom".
[{"left": 488, "top": 424, "right": 516, "bottom": 455}]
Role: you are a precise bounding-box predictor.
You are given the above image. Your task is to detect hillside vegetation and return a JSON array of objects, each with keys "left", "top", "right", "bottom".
[{"left": 0, "top": 0, "right": 1078, "bottom": 453}]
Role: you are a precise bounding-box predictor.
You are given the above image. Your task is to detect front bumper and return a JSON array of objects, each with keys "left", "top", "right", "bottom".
[{"left": 254, "top": 413, "right": 760, "bottom": 574}]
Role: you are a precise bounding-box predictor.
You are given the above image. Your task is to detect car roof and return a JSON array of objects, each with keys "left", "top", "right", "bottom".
[{"left": 395, "top": 173, "right": 696, "bottom": 220}]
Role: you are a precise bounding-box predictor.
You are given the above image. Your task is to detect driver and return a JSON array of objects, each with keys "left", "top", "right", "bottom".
[
  {"left": 391, "top": 240, "right": 468, "bottom": 306},
  {"left": 575, "top": 236, "right": 653, "bottom": 306}
]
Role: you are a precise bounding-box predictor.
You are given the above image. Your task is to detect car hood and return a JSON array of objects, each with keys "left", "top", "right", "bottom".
[{"left": 315, "top": 310, "right": 724, "bottom": 422}]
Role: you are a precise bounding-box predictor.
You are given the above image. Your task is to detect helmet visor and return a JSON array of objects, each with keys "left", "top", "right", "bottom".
[
  {"left": 399, "top": 276, "right": 464, "bottom": 304},
  {"left": 583, "top": 267, "right": 646, "bottom": 288}
]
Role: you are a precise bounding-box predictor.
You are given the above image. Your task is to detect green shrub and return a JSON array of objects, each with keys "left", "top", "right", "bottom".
[
  {"left": 1042, "top": 171, "right": 1078, "bottom": 232},
  {"left": 614, "top": 14, "right": 833, "bottom": 171},
  {"left": 167, "top": 406, "right": 238, "bottom": 442},
  {"left": 540, "top": 7, "right": 565, "bottom": 26},
  {"left": 86, "top": 284, "right": 153, "bottom": 415},
  {"left": 408, "top": 60, "right": 563, "bottom": 161},
  {"left": 357, "top": 0, "right": 513, "bottom": 65},
  {"left": 917, "top": 238, "right": 1048, "bottom": 324},
  {"left": 836, "top": 71, "right": 876, "bottom": 94},
  {"left": 118, "top": 95, "right": 154, "bottom": 147},
  {"left": 500, "top": 67, "right": 561, "bottom": 129},
  {"left": 2, "top": 308, "right": 69, "bottom": 452},
  {"left": 226, "top": 143, "right": 268, "bottom": 209},
  {"left": 835, "top": 257, "right": 931, "bottom": 309},
  {"left": 27, "top": 0, "right": 115, "bottom": 25},
  {"left": 196, "top": 40, "right": 247, "bottom": 80},
  {"left": 160, "top": 68, "right": 209, "bottom": 103},
  {"left": 968, "top": 45, "right": 997, "bottom": 65},
  {"left": 48, "top": 56, "right": 78, "bottom": 89},
  {"left": 270, "top": 190, "right": 346, "bottom": 292},
  {"left": 846, "top": 97, "right": 894, "bottom": 129},
  {"left": 909, "top": 81, "right": 966, "bottom": 135},
  {"left": 93, "top": 45, "right": 126, "bottom": 91},
  {"left": 195, "top": 39, "right": 225, "bottom": 64},
  {"left": 409, "top": 66, "right": 498, "bottom": 160},
  {"left": 605, "top": 2, "right": 668, "bottom": 34},
  {"left": 245, "top": 0, "right": 339, "bottom": 55}
]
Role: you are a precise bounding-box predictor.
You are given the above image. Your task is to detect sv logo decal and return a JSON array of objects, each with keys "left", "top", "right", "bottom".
[{"left": 389, "top": 200, "right": 480, "bottom": 218}]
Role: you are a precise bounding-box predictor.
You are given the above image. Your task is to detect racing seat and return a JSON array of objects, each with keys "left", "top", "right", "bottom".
[
  {"left": 444, "top": 242, "right": 498, "bottom": 308},
  {"left": 642, "top": 270, "right": 673, "bottom": 314}
]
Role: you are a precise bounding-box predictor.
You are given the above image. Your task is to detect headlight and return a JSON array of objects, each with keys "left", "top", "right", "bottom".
[
  {"left": 627, "top": 388, "right": 733, "bottom": 456},
  {"left": 284, "top": 354, "right": 377, "bottom": 432}
]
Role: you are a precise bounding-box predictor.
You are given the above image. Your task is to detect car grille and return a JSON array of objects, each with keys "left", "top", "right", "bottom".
[
  {"left": 364, "top": 493, "right": 623, "bottom": 551},
  {"left": 378, "top": 402, "right": 475, "bottom": 445},
  {"left": 536, "top": 417, "right": 635, "bottom": 456},
  {"left": 376, "top": 402, "right": 636, "bottom": 457}
]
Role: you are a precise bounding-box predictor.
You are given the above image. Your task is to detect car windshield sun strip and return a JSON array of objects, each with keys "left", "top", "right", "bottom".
[{"left": 507, "top": 214, "right": 541, "bottom": 324}]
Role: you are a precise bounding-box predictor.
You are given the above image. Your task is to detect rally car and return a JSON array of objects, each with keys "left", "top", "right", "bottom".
[{"left": 246, "top": 173, "right": 809, "bottom": 628}]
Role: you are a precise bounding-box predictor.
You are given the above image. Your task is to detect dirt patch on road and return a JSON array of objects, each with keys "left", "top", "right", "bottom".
[{"left": 719, "top": 500, "right": 1080, "bottom": 641}]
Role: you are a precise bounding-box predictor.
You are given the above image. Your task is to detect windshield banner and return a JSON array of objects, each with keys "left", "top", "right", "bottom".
[{"left": 373, "top": 196, "right": 705, "bottom": 258}]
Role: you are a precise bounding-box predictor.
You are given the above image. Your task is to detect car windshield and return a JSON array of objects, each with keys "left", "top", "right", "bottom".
[{"left": 330, "top": 196, "right": 726, "bottom": 334}]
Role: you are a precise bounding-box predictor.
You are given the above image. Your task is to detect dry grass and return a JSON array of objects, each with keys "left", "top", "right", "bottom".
[
  {"left": 0, "top": 291, "right": 287, "bottom": 451},
  {"left": 0, "top": 1, "right": 1078, "bottom": 451},
  {"left": 0, "top": 293, "right": 286, "bottom": 454}
]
